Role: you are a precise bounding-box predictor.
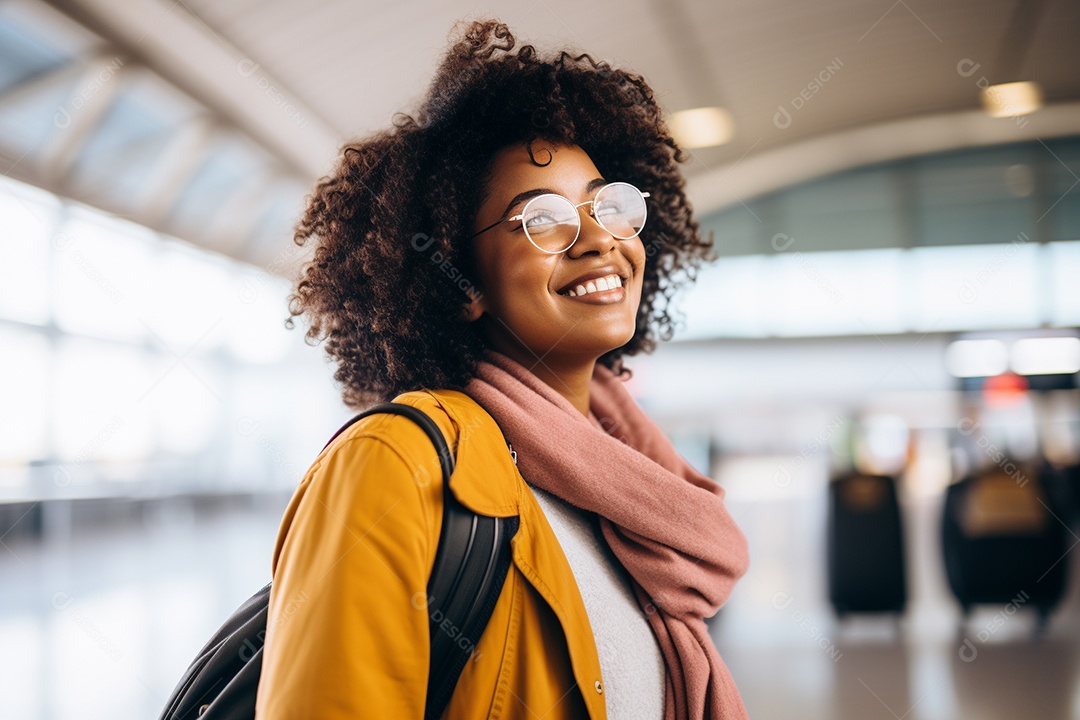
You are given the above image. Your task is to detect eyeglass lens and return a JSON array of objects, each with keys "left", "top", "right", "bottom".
[{"left": 521, "top": 183, "right": 648, "bottom": 253}]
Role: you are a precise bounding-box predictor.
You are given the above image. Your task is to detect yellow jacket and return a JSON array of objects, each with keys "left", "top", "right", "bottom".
[{"left": 255, "top": 388, "right": 610, "bottom": 719}]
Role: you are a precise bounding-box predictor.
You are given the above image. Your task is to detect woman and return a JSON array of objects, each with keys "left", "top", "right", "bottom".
[{"left": 254, "top": 19, "right": 750, "bottom": 720}]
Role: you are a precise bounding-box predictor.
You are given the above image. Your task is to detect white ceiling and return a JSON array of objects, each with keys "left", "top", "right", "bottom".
[
  {"left": 7, "top": 0, "right": 1080, "bottom": 267},
  {"left": 153, "top": 0, "right": 1080, "bottom": 157}
]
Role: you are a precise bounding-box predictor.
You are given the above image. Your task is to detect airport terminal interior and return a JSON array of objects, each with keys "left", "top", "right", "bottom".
[{"left": 2, "top": 0, "right": 1080, "bottom": 718}]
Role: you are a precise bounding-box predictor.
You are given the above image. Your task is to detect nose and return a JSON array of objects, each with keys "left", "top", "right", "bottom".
[{"left": 566, "top": 203, "right": 616, "bottom": 257}]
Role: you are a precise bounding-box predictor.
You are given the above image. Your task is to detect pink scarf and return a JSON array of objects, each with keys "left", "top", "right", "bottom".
[{"left": 463, "top": 349, "right": 750, "bottom": 720}]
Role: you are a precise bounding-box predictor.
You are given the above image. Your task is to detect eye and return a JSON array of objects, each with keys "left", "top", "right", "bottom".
[
  {"left": 524, "top": 210, "right": 560, "bottom": 233},
  {"left": 594, "top": 199, "right": 625, "bottom": 219}
]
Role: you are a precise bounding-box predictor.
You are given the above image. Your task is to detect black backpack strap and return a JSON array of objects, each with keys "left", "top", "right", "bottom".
[
  {"left": 329, "top": 402, "right": 518, "bottom": 720},
  {"left": 425, "top": 489, "right": 518, "bottom": 720}
]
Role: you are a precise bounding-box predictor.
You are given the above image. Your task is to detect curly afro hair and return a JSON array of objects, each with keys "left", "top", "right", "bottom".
[{"left": 286, "top": 18, "right": 716, "bottom": 409}]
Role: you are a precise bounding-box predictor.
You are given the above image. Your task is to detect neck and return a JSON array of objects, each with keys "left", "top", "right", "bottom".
[
  {"left": 485, "top": 338, "right": 596, "bottom": 416},
  {"left": 524, "top": 355, "right": 595, "bottom": 416}
]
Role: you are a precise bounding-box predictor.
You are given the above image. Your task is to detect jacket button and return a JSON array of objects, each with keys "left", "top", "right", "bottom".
[{"left": 594, "top": 680, "right": 603, "bottom": 694}]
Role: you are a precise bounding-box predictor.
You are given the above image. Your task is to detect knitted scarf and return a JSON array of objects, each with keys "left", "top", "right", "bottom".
[{"left": 463, "top": 349, "right": 750, "bottom": 720}]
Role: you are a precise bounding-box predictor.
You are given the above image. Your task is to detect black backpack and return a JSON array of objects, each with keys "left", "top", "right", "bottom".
[{"left": 158, "top": 402, "right": 520, "bottom": 720}]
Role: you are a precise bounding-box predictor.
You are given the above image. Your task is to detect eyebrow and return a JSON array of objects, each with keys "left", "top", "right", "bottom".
[{"left": 499, "top": 177, "right": 608, "bottom": 220}]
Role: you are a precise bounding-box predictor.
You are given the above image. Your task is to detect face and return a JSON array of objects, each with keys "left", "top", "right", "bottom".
[{"left": 464, "top": 141, "right": 646, "bottom": 367}]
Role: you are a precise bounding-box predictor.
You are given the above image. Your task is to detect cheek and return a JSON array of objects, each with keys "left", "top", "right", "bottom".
[{"left": 478, "top": 247, "right": 557, "bottom": 313}]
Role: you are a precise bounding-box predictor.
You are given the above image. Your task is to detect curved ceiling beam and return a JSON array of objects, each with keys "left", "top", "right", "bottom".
[
  {"left": 686, "top": 102, "right": 1080, "bottom": 217},
  {"left": 43, "top": 0, "right": 342, "bottom": 179}
]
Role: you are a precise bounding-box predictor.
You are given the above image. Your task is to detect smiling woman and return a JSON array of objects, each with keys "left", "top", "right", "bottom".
[
  {"left": 284, "top": 20, "right": 714, "bottom": 410},
  {"left": 257, "top": 17, "right": 749, "bottom": 720},
  {"left": 463, "top": 143, "right": 651, "bottom": 414}
]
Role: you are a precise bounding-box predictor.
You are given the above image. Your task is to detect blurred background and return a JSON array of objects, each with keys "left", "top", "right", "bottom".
[{"left": 2, "top": 0, "right": 1080, "bottom": 718}]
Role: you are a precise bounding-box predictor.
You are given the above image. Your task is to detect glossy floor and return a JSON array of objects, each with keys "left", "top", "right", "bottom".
[{"left": 2, "top": 492, "right": 1079, "bottom": 719}]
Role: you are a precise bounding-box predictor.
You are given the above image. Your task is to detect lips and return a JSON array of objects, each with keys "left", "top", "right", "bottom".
[{"left": 556, "top": 266, "right": 629, "bottom": 295}]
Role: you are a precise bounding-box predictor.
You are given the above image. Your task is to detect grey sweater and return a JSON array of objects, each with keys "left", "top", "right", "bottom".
[{"left": 527, "top": 483, "right": 666, "bottom": 720}]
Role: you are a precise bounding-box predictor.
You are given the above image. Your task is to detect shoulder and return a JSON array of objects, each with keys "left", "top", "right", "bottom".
[
  {"left": 305, "top": 388, "right": 498, "bottom": 497},
  {"left": 325, "top": 387, "right": 496, "bottom": 453},
  {"left": 321, "top": 389, "right": 469, "bottom": 462},
  {"left": 296, "top": 387, "right": 518, "bottom": 520},
  {"left": 269, "top": 394, "right": 463, "bottom": 580}
]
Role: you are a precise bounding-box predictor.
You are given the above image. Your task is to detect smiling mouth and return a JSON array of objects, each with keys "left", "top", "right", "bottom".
[{"left": 557, "top": 273, "right": 625, "bottom": 298}]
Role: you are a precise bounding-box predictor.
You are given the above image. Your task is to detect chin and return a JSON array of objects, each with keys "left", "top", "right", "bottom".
[{"left": 599, "top": 331, "right": 636, "bottom": 355}]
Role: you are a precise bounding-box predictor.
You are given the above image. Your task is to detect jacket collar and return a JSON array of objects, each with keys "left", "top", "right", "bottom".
[{"left": 417, "top": 388, "right": 521, "bottom": 517}]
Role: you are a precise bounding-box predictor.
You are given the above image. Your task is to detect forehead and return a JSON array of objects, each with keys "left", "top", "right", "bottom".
[{"left": 484, "top": 142, "right": 602, "bottom": 196}]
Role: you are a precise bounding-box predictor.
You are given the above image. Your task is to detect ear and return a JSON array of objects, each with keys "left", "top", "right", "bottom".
[{"left": 461, "top": 293, "right": 485, "bottom": 322}]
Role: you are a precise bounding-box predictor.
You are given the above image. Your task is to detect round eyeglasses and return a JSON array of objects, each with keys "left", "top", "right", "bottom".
[{"left": 472, "top": 182, "right": 651, "bottom": 254}]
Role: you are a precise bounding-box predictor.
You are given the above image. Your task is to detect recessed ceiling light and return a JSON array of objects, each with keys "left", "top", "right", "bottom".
[
  {"left": 670, "top": 107, "right": 735, "bottom": 148},
  {"left": 980, "top": 81, "right": 1043, "bottom": 118}
]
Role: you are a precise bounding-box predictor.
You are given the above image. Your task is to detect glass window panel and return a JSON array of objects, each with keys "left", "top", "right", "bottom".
[
  {"left": 224, "top": 365, "right": 299, "bottom": 491},
  {"left": 150, "top": 352, "right": 222, "bottom": 456},
  {"left": 677, "top": 255, "right": 768, "bottom": 338},
  {"left": 0, "top": 180, "right": 56, "bottom": 324},
  {"left": 0, "top": 3, "right": 105, "bottom": 160},
  {"left": 0, "top": 4, "right": 74, "bottom": 94},
  {"left": 67, "top": 71, "right": 201, "bottom": 210},
  {"left": 765, "top": 248, "right": 904, "bottom": 336},
  {"left": 678, "top": 243, "right": 1049, "bottom": 340},
  {"left": 142, "top": 240, "right": 233, "bottom": 353},
  {"left": 0, "top": 70, "right": 79, "bottom": 165},
  {"left": 1048, "top": 240, "right": 1080, "bottom": 326},
  {"left": 52, "top": 208, "right": 153, "bottom": 342},
  {"left": 911, "top": 243, "right": 1040, "bottom": 331},
  {"left": 53, "top": 336, "right": 154, "bottom": 466},
  {"left": 167, "top": 135, "right": 270, "bottom": 236},
  {"left": 0, "top": 325, "right": 50, "bottom": 465},
  {"left": 225, "top": 267, "right": 293, "bottom": 364}
]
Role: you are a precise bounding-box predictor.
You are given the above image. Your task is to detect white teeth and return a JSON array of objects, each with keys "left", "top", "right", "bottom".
[{"left": 562, "top": 274, "right": 623, "bottom": 298}]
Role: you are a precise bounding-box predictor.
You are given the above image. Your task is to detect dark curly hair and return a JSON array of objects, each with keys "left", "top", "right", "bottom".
[{"left": 286, "top": 18, "right": 716, "bottom": 409}]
